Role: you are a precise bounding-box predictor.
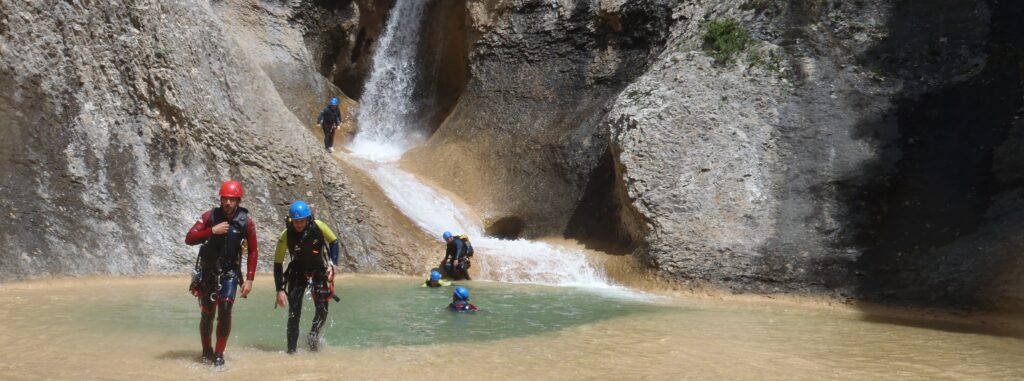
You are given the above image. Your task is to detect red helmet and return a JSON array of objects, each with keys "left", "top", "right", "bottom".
[{"left": 219, "top": 180, "right": 244, "bottom": 198}]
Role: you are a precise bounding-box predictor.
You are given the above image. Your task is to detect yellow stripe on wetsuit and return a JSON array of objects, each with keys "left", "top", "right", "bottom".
[{"left": 273, "top": 220, "right": 338, "bottom": 264}]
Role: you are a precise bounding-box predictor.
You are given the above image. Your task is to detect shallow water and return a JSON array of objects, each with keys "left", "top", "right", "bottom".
[
  {"left": 0, "top": 276, "right": 1021, "bottom": 380},
  {"left": 70, "top": 276, "right": 658, "bottom": 349}
]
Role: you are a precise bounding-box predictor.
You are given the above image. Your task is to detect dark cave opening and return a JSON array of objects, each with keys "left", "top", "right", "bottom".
[
  {"left": 564, "top": 147, "right": 645, "bottom": 255},
  {"left": 410, "top": 0, "right": 469, "bottom": 136},
  {"left": 486, "top": 217, "right": 527, "bottom": 240}
]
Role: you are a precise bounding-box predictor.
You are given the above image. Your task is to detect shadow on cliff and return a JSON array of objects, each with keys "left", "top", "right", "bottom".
[
  {"left": 399, "top": 0, "right": 670, "bottom": 250},
  {"left": 0, "top": 73, "right": 74, "bottom": 279},
  {"left": 555, "top": 0, "right": 669, "bottom": 254},
  {"left": 845, "top": 0, "right": 1024, "bottom": 317}
]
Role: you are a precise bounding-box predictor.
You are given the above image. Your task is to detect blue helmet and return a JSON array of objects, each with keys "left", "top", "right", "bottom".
[
  {"left": 430, "top": 270, "right": 442, "bottom": 281},
  {"left": 289, "top": 200, "right": 312, "bottom": 220},
  {"left": 329, "top": 97, "right": 339, "bottom": 106},
  {"left": 454, "top": 286, "right": 469, "bottom": 300},
  {"left": 442, "top": 231, "right": 453, "bottom": 240}
]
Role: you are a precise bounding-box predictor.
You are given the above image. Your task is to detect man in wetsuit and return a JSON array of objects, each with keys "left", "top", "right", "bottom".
[
  {"left": 440, "top": 231, "right": 472, "bottom": 280},
  {"left": 273, "top": 200, "right": 341, "bottom": 354},
  {"left": 185, "top": 180, "right": 259, "bottom": 367},
  {"left": 317, "top": 97, "right": 342, "bottom": 153}
]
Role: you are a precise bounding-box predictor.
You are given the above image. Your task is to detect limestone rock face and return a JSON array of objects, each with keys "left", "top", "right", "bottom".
[
  {"left": 0, "top": 0, "right": 433, "bottom": 281},
  {"left": 3, "top": 0, "right": 1022, "bottom": 312},
  {"left": 605, "top": 0, "right": 1024, "bottom": 309},
  {"left": 405, "top": 0, "right": 1023, "bottom": 309}
]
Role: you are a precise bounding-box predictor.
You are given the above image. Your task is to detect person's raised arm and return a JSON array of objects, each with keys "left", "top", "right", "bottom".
[{"left": 185, "top": 211, "right": 213, "bottom": 245}]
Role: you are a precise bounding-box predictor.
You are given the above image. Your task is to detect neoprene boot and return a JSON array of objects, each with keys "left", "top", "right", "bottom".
[
  {"left": 201, "top": 348, "right": 214, "bottom": 363},
  {"left": 213, "top": 352, "right": 225, "bottom": 367},
  {"left": 308, "top": 332, "right": 320, "bottom": 352}
]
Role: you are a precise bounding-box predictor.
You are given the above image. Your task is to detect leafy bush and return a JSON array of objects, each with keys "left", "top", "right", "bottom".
[{"left": 704, "top": 19, "right": 752, "bottom": 64}]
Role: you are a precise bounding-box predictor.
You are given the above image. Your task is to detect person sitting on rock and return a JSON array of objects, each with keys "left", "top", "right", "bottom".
[
  {"left": 448, "top": 286, "right": 477, "bottom": 312},
  {"left": 273, "top": 200, "right": 341, "bottom": 354},
  {"left": 421, "top": 270, "right": 452, "bottom": 288},
  {"left": 440, "top": 231, "right": 473, "bottom": 280},
  {"left": 317, "top": 97, "right": 342, "bottom": 153}
]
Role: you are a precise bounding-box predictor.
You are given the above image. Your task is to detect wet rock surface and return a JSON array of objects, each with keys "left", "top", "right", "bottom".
[
  {"left": 405, "top": 0, "right": 672, "bottom": 238},
  {"left": 0, "top": 0, "right": 433, "bottom": 281},
  {"left": 405, "top": 0, "right": 1023, "bottom": 309}
]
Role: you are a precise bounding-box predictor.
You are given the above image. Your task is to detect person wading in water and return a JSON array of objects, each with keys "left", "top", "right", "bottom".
[
  {"left": 273, "top": 200, "right": 341, "bottom": 354},
  {"left": 185, "top": 180, "right": 259, "bottom": 367}
]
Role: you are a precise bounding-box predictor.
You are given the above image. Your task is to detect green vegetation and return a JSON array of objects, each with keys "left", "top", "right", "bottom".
[
  {"left": 703, "top": 19, "right": 752, "bottom": 65},
  {"left": 749, "top": 49, "right": 784, "bottom": 72}
]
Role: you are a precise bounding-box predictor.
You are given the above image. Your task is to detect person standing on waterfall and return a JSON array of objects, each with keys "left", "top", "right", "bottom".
[
  {"left": 273, "top": 200, "right": 341, "bottom": 354},
  {"left": 317, "top": 97, "right": 343, "bottom": 153},
  {"left": 185, "top": 180, "right": 259, "bottom": 367}
]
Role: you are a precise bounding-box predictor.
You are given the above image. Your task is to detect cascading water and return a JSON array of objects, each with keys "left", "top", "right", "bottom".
[
  {"left": 349, "top": 0, "right": 430, "bottom": 162},
  {"left": 350, "top": 163, "right": 614, "bottom": 288},
  {"left": 346, "top": 0, "right": 617, "bottom": 289}
]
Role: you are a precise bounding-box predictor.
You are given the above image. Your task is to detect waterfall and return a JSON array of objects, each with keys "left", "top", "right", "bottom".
[
  {"left": 346, "top": 0, "right": 619, "bottom": 289},
  {"left": 350, "top": 0, "right": 431, "bottom": 162},
  {"left": 350, "top": 162, "right": 615, "bottom": 288}
]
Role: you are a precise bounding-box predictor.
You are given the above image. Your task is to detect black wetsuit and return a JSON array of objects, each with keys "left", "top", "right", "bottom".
[
  {"left": 318, "top": 105, "right": 342, "bottom": 150},
  {"left": 274, "top": 220, "right": 338, "bottom": 353},
  {"left": 442, "top": 238, "right": 471, "bottom": 280}
]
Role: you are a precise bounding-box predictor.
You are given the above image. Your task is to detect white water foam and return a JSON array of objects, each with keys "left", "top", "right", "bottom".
[{"left": 347, "top": 158, "right": 618, "bottom": 289}]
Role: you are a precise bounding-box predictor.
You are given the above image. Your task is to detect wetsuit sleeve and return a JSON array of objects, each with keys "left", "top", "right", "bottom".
[
  {"left": 314, "top": 220, "right": 340, "bottom": 266},
  {"left": 273, "top": 230, "right": 289, "bottom": 292},
  {"left": 329, "top": 241, "right": 340, "bottom": 266},
  {"left": 185, "top": 210, "right": 213, "bottom": 245},
  {"left": 245, "top": 217, "right": 259, "bottom": 281},
  {"left": 317, "top": 108, "right": 325, "bottom": 125},
  {"left": 274, "top": 263, "right": 284, "bottom": 292},
  {"left": 274, "top": 230, "right": 289, "bottom": 264},
  {"left": 444, "top": 242, "right": 454, "bottom": 262}
]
